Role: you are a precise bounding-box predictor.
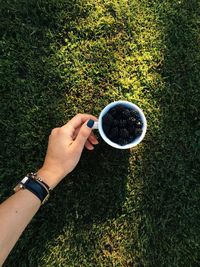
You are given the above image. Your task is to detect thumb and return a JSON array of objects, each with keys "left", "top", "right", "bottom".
[{"left": 72, "top": 119, "right": 95, "bottom": 151}]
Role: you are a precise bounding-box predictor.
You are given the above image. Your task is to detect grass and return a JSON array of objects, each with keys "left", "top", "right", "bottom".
[{"left": 0, "top": 0, "right": 200, "bottom": 266}]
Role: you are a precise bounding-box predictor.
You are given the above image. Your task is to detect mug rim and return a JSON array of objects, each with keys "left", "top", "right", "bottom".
[{"left": 98, "top": 100, "right": 147, "bottom": 149}]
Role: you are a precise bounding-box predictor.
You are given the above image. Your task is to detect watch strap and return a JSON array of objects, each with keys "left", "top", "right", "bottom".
[
  {"left": 27, "top": 172, "right": 51, "bottom": 191},
  {"left": 22, "top": 177, "right": 49, "bottom": 204}
]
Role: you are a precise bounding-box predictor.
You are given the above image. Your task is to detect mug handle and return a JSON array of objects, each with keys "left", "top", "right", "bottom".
[{"left": 92, "top": 121, "right": 98, "bottom": 129}]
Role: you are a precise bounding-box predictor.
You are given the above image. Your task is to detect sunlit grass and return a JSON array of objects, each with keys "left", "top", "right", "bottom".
[{"left": 1, "top": 0, "right": 199, "bottom": 266}]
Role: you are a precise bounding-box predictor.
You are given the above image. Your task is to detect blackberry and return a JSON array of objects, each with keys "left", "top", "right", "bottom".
[
  {"left": 135, "top": 120, "right": 143, "bottom": 128},
  {"left": 129, "top": 109, "right": 140, "bottom": 119},
  {"left": 128, "top": 125, "right": 135, "bottom": 135},
  {"left": 102, "top": 113, "right": 114, "bottom": 125},
  {"left": 119, "top": 128, "right": 129, "bottom": 139},
  {"left": 102, "top": 124, "right": 110, "bottom": 134},
  {"left": 128, "top": 116, "right": 137, "bottom": 126},
  {"left": 108, "top": 127, "right": 119, "bottom": 140},
  {"left": 128, "top": 136, "right": 135, "bottom": 143},
  {"left": 114, "top": 113, "right": 122, "bottom": 120},
  {"left": 111, "top": 105, "right": 126, "bottom": 120},
  {"left": 121, "top": 109, "right": 130, "bottom": 119},
  {"left": 117, "top": 137, "right": 127, "bottom": 146},
  {"left": 119, "top": 119, "right": 127, "bottom": 127},
  {"left": 135, "top": 128, "right": 142, "bottom": 137},
  {"left": 115, "top": 105, "right": 125, "bottom": 112},
  {"left": 113, "top": 119, "right": 119, "bottom": 126},
  {"left": 109, "top": 107, "right": 117, "bottom": 117}
]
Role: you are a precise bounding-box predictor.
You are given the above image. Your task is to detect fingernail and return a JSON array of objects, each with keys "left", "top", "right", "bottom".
[{"left": 87, "top": 119, "right": 94, "bottom": 128}]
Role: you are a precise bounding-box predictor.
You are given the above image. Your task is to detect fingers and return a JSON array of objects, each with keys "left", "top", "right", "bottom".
[
  {"left": 85, "top": 133, "right": 99, "bottom": 150},
  {"left": 85, "top": 140, "right": 94, "bottom": 150},
  {"left": 72, "top": 127, "right": 98, "bottom": 143},
  {"left": 88, "top": 132, "right": 99, "bottom": 145},
  {"left": 70, "top": 120, "right": 95, "bottom": 152},
  {"left": 63, "top": 114, "right": 98, "bottom": 130},
  {"left": 55, "top": 114, "right": 99, "bottom": 152}
]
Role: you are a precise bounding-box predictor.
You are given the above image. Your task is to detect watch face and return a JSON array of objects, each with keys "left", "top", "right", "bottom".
[{"left": 14, "top": 183, "right": 24, "bottom": 192}]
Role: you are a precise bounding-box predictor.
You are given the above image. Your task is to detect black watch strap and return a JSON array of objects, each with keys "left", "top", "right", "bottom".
[
  {"left": 23, "top": 178, "right": 49, "bottom": 204},
  {"left": 27, "top": 172, "right": 51, "bottom": 191}
]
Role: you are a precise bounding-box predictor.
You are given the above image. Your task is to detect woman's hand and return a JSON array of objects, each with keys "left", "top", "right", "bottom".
[
  {"left": 37, "top": 114, "right": 98, "bottom": 188},
  {"left": 0, "top": 113, "right": 99, "bottom": 264}
]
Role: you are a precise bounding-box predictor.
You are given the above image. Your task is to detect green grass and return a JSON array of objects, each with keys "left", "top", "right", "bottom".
[{"left": 1, "top": 0, "right": 200, "bottom": 266}]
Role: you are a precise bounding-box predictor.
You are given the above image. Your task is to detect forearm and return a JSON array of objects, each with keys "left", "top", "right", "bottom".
[
  {"left": 0, "top": 189, "right": 41, "bottom": 265},
  {"left": 0, "top": 114, "right": 97, "bottom": 265}
]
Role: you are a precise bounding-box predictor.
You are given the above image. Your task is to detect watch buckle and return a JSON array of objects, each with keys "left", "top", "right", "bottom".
[
  {"left": 14, "top": 183, "right": 24, "bottom": 192},
  {"left": 42, "top": 193, "right": 50, "bottom": 204}
]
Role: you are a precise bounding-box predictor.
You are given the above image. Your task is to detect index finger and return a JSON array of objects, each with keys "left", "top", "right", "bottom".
[{"left": 62, "top": 113, "right": 98, "bottom": 130}]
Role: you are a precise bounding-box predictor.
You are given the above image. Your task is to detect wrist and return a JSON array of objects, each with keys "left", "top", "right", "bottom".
[{"left": 37, "top": 168, "right": 63, "bottom": 189}]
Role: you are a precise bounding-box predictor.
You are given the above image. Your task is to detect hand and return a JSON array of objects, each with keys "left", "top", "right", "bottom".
[{"left": 37, "top": 114, "right": 98, "bottom": 188}]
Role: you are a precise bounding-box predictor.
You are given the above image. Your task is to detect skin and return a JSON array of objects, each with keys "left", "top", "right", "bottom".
[{"left": 0, "top": 114, "right": 98, "bottom": 266}]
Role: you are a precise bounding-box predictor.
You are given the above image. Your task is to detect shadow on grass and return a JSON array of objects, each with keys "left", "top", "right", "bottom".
[
  {"left": 5, "top": 140, "right": 129, "bottom": 266},
  {"left": 137, "top": 1, "right": 200, "bottom": 266},
  {"left": 47, "top": 140, "right": 129, "bottom": 224}
]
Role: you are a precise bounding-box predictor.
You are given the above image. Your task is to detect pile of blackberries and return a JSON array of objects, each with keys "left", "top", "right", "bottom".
[{"left": 102, "top": 105, "right": 143, "bottom": 146}]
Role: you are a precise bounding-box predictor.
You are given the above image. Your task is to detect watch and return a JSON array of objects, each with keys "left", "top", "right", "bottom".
[{"left": 14, "top": 173, "right": 51, "bottom": 204}]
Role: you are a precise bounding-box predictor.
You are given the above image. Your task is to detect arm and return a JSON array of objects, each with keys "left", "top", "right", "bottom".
[{"left": 0, "top": 114, "right": 98, "bottom": 265}]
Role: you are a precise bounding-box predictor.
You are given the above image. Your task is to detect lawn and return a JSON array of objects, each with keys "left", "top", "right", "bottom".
[{"left": 0, "top": 0, "right": 200, "bottom": 266}]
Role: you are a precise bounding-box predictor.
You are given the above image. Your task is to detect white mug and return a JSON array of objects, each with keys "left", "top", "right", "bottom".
[{"left": 92, "top": 100, "right": 147, "bottom": 149}]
